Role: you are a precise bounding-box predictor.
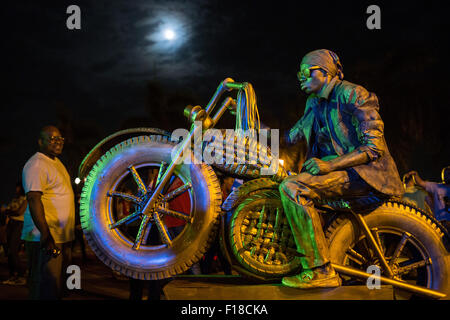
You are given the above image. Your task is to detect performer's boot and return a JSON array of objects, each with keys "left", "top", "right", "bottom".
[{"left": 281, "top": 262, "right": 341, "bottom": 289}]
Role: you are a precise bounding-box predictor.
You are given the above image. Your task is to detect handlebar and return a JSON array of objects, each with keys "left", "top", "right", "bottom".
[{"left": 205, "top": 78, "right": 246, "bottom": 117}]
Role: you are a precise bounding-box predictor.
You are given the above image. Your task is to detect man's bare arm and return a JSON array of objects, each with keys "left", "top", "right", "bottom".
[{"left": 26, "top": 191, "right": 57, "bottom": 254}]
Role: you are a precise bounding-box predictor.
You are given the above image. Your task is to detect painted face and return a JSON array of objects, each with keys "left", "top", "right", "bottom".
[
  {"left": 39, "top": 127, "right": 65, "bottom": 158},
  {"left": 297, "top": 64, "right": 328, "bottom": 94}
]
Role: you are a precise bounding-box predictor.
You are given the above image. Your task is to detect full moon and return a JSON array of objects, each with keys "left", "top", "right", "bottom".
[{"left": 163, "top": 28, "right": 176, "bottom": 40}]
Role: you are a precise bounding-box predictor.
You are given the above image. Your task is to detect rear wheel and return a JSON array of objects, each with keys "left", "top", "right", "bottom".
[
  {"left": 326, "top": 201, "right": 450, "bottom": 299},
  {"left": 80, "top": 135, "right": 222, "bottom": 280}
]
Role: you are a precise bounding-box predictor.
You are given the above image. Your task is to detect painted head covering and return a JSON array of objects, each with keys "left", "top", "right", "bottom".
[{"left": 301, "top": 49, "right": 344, "bottom": 80}]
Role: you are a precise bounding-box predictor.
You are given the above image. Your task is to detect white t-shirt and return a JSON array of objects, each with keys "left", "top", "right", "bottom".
[{"left": 21, "top": 152, "right": 75, "bottom": 243}]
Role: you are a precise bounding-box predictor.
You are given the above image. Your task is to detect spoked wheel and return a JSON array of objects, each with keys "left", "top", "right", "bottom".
[
  {"left": 108, "top": 163, "right": 192, "bottom": 250},
  {"left": 326, "top": 202, "right": 450, "bottom": 299},
  {"left": 80, "top": 135, "right": 222, "bottom": 280},
  {"left": 225, "top": 190, "right": 302, "bottom": 281}
]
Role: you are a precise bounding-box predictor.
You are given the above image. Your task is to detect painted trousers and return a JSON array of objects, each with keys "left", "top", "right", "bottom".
[{"left": 279, "top": 169, "right": 372, "bottom": 269}]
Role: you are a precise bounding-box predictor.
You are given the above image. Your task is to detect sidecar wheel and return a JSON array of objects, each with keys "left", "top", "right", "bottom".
[
  {"left": 80, "top": 135, "right": 222, "bottom": 280},
  {"left": 326, "top": 201, "right": 450, "bottom": 299}
]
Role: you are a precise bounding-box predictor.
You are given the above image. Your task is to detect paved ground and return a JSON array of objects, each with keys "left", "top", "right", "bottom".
[
  {"left": 0, "top": 241, "right": 237, "bottom": 301},
  {"left": 0, "top": 243, "right": 142, "bottom": 300},
  {"left": 1, "top": 241, "right": 444, "bottom": 301}
]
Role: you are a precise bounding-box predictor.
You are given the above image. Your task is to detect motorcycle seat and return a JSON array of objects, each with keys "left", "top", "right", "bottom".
[{"left": 315, "top": 193, "right": 392, "bottom": 213}]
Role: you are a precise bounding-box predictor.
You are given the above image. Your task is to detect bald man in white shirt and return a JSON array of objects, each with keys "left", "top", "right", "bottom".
[{"left": 22, "top": 125, "right": 75, "bottom": 300}]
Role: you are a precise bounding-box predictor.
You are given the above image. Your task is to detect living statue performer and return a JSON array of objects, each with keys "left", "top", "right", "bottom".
[{"left": 279, "top": 49, "right": 404, "bottom": 288}]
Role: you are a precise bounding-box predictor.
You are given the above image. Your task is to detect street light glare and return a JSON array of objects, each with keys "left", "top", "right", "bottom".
[{"left": 163, "top": 28, "right": 176, "bottom": 40}]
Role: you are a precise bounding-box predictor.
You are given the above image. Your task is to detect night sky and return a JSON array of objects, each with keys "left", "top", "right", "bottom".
[{"left": 2, "top": 1, "right": 449, "bottom": 203}]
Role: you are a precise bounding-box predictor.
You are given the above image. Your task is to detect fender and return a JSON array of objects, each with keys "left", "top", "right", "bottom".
[
  {"left": 221, "top": 178, "right": 279, "bottom": 212},
  {"left": 78, "top": 127, "right": 170, "bottom": 180}
]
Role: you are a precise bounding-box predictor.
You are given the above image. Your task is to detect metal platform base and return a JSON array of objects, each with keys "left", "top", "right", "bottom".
[{"left": 163, "top": 275, "right": 394, "bottom": 300}]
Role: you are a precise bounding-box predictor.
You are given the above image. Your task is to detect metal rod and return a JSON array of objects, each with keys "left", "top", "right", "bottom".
[
  {"left": 157, "top": 207, "right": 193, "bottom": 223},
  {"left": 163, "top": 183, "right": 192, "bottom": 202},
  {"left": 389, "top": 232, "right": 411, "bottom": 267},
  {"left": 141, "top": 80, "right": 242, "bottom": 217},
  {"left": 352, "top": 212, "right": 394, "bottom": 278},
  {"left": 107, "top": 191, "right": 141, "bottom": 204},
  {"left": 205, "top": 78, "right": 244, "bottom": 117},
  {"left": 211, "top": 96, "right": 235, "bottom": 127},
  {"left": 132, "top": 215, "right": 151, "bottom": 250},
  {"left": 332, "top": 263, "right": 446, "bottom": 299},
  {"left": 225, "top": 82, "right": 245, "bottom": 90},
  {"left": 109, "top": 211, "right": 141, "bottom": 230},
  {"left": 155, "top": 161, "right": 167, "bottom": 187},
  {"left": 128, "top": 165, "right": 147, "bottom": 195},
  {"left": 205, "top": 78, "right": 233, "bottom": 116},
  {"left": 153, "top": 212, "right": 172, "bottom": 246},
  {"left": 139, "top": 79, "right": 243, "bottom": 242},
  {"left": 141, "top": 123, "right": 202, "bottom": 216}
]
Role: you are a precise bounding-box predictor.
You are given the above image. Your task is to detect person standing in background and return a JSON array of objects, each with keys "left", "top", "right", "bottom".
[
  {"left": 21, "top": 125, "right": 75, "bottom": 299},
  {"left": 1, "top": 182, "right": 27, "bottom": 285}
]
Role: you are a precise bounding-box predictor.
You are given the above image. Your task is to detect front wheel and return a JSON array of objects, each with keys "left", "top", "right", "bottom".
[
  {"left": 326, "top": 201, "right": 450, "bottom": 299},
  {"left": 80, "top": 135, "right": 222, "bottom": 280}
]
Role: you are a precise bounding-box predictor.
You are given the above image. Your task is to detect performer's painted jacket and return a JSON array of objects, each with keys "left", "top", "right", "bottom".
[{"left": 288, "top": 77, "right": 404, "bottom": 197}]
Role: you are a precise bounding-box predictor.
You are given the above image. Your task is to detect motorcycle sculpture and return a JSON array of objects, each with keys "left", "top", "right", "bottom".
[{"left": 78, "top": 78, "right": 450, "bottom": 299}]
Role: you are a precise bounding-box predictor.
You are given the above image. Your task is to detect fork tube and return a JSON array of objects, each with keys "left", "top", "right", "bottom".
[
  {"left": 211, "top": 97, "right": 235, "bottom": 127},
  {"left": 352, "top": 212, "right": 394, "bottom": 278},
  {"left": 205, "top": 79, "right": 231, "bottom": 117},
  {"left": 142, "top": 79, "right": 241, "bottom": 215},
  {"left": 141, "top": 123, "right": 202, "bottom": 216}
]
